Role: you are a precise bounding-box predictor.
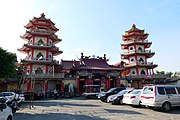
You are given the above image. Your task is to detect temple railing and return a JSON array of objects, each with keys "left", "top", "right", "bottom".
[
  {"left": 124, "top": 74, "right": 168, "bottom": 79},
  {"left": 25, "top": 73, "right": 64, "bottom": 79}
]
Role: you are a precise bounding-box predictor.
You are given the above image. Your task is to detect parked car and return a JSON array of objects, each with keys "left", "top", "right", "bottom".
[
  {"left": 123, "top": 89, "right": 142, "bottom": 106},
  {"left": 0, "top": 102, "right": 13, "bottom": 120},
  {"left": 110, "top": 89, "right": 134, "bottom": 105},
  {"left": 100, "top": 87, "right": 126, "bottom": 102},
  {"left": 82, "top": 85, "right": 101, "bottom": 99},
  {"left": 140, "top": 85, "right": 180, "bottom": 112},
  {"left": 0, "top": 92, "right": 19, "bottom": 101},
  {"left": 19, "top": 94, "right": 25, "bottom": 102}
]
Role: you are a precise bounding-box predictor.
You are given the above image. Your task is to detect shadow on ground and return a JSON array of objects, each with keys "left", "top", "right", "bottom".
[
  {"left": 22, "top": 97, "right": 100, "bottom": 108},
  {"left": 14, "top": 112, "right": 107, "bottom": 120},
  {"left": 104, "top": 109, "right": 144, "bottom": 115}
]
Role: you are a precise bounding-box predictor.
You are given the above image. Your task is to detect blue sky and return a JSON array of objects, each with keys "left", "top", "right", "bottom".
[{"left": 0, "top": 0, "right": 180, "bottom": 72}]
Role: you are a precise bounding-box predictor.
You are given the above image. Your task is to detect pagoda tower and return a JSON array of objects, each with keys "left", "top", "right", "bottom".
[
  {"left": 121, "top": 24, "right": 158, "bottom": 88},
  {"left": 18, "top": 13, "right": 63, "bottom": 93}
]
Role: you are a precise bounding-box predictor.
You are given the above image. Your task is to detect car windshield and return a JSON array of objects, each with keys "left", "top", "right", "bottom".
[
  {"left": 130, "top": 90, "right": 141, "bottom": 94},
  {"left": 107, "top": 88, "right": 116, "bottom": 93},
  {"left": 117, "top": 90, "right": 127, "bottom": 95},
  {"left": 0, "top": 93, "right": 3, "bottom": 97}
]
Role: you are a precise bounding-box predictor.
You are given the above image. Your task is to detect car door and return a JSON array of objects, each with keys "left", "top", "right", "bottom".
[
  {"left": 164, "top": 87, "right": 179, "bottom": 106},
  {"left": 0, "top": 104, "right": 6, "bottom": 120},
  {"left": 176, "top": 87, "right": 180, "bottom": 105}
]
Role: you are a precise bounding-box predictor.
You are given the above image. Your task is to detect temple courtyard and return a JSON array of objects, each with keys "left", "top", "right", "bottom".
[{"left": 14, "top": 97, "right": 180, "bottom": 120}]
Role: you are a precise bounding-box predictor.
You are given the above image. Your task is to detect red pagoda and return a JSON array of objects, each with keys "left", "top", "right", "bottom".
[
  {"left": 121, "top": 24, "right": 165, "bottom": 88},
  {"left": 18, "top": 13, "right": 64, "bottom": 93}
]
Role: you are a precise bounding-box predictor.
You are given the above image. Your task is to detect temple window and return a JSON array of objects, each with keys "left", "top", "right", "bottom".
[
  {"left": 38, "top": 39, "right": 44, "bottom": 46},
  {"left": 132, "top": 71, "right": 135, "bottom": 75},
  {"left": 140, "top": 70, "right": 146, "bottom": 75},
  {"left": 139, "top": 57, "right": 144, "bottom": 64},
  {"left": 131, "top": 58, "right": 134, "bottom": 62},
  {"left": 130, "top": 47, "right": 133, "bottom": 50},
  {"left": 49, "top": 40, "right": 52, "bottom": 46},
  {"left": 36, "top": 52, "right": 44, "bottom": 60},
  {"left": 35, "top": 67, "right": 43, "bottom": 74},
  {"left": 138, "top": 47, "right": 143, "bottom": 52}
]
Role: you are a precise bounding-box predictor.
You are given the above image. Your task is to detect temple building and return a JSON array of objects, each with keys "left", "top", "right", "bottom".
[
  {"left": 61, "top": 53, "right": 125, "bottom": 94},
  {"left": 121, "top": 24, "right": 166, "bottom": 88},
  {"left": 18, "top": 13, "right": 64, "bottom": 93}
]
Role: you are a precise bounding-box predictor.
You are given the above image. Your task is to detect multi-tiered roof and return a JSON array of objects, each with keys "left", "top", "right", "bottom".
[
  {"left": 121, "top": 24, "right": 157, "bottom": 76},
  {"left": 18, "top": 13, "right": 63, "bottom": 77}
]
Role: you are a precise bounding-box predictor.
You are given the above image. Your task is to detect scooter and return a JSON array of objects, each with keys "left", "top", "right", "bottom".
[{"left": 6, "top": 98, "right": 19, "bottom": 113}]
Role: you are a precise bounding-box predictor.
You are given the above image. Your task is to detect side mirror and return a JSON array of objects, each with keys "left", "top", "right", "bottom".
[{"left": 0, "top": 103, "right": 7, "bottom": 112}]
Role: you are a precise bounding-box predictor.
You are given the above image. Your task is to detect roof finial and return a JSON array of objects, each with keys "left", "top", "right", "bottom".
[
  {"left": 132, "top": 24, "right": 136, "bottom": 27},
  {"left": 41, "top": 13, "right": 45, "bottom": 17}
]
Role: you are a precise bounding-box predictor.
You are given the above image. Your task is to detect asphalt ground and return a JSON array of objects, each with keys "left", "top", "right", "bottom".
[{"left": 14, "top": 97, "right": 180, "bottom": 120}]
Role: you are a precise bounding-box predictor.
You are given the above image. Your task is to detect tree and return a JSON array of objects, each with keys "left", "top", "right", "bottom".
[
  {"left": 0, "top": 47, "right": 17, "bottom": 78},
  {"left": 155, "top": 70, "right": 165, "bottom": 75}
]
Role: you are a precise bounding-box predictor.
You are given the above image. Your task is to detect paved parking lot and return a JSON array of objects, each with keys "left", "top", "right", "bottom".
[{"left": 14, "top": 97, "right": 180, "bottom": 120}]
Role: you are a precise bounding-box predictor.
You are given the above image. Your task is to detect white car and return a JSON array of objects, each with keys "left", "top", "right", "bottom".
[
  {"left": 0, "top": 92, "right": 19, "bottom": 101},
  {"left": 140, "top": 85, "right": 180, "bottom": 112},
  {"left": 107, "top": 89, "right": 132, "bottom": 103},
  {"left": 0, "top": 103, "right": 13, "bottom": 120},
  {"left": 123, "top": 89, "right": 142, "bottom": 106}
]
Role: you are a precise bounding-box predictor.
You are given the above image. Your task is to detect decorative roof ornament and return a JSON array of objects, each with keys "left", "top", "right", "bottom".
[
  {"left": 41, "top": 13, "right": 45, "bottom": 18},
  {"left": 132, "top": 24, "right": 136, "bottom": 27}
]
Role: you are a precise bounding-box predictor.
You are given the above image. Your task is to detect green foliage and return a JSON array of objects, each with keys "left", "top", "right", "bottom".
[
  {"left": 0, "top": 47, "right": 17, "bottom": 78},
  {"left": 155, "top": 70, "right": 165, "bottom": 75}
]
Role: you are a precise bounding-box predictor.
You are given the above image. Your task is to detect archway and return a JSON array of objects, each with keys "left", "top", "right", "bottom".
[
  {"left": 139, "top": 57, "right": 144, "bottom": 64},
  {"left": 36, "top": 52, "right": 44, "bottom": 60},
  {"left": 38, "top": 39, "right": 44, "bottom": 46},
  {"left": 140, "top": 70, "right": 146, "bottom": 75}
]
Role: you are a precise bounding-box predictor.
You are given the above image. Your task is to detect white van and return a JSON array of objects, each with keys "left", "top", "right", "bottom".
[{"left": 140, "top": 85, "right": 180, "bottom": 112}]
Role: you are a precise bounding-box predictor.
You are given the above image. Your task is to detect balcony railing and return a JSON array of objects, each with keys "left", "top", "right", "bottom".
[
  {"left": 128, "top": 74, "right": 168, "bottom": 79},
  {"left": 21, "top": 58, "right": 59, "bottom": 64},
  {"left": 124, "top": 50, "right": 152, "bottom": 54},
  {"left": 25, "top": 43, "right": 59, "bottom": 50},
  {"left": 126, "top": 61, "right": 154, "bottom": 66},
  {"left": 28, "top": 30, "right": 53, "bottom": 34},
  {"left": 124, "top": 39, "right": 149, "bottom": 44},
  {"left": 77, "top": 72, "right": 92, "bottom": 76},
  {"left": 25, "top": 73, "right": 64, "bottom": 78}
]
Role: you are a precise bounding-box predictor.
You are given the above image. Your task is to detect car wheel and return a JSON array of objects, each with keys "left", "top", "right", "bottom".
[
  {"left": 162, "top": 102, "right": 171, "bottom": 112},
  {"left": 119, "top": 99, "right": 123, "bottom": 105},
  {"left": 7, "top": 115, "right": 13, "bottom": 120}
]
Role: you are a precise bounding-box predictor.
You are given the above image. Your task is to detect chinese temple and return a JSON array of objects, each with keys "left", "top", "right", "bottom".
[
  {"left": 121, "top": 24, "right": 166, "bottom": 88},
  {"left": 61, "top": 53, "right": 125, "bottom": 94},
  {"left": 18, "top": 13, "right": 64, "bottom": 93}
]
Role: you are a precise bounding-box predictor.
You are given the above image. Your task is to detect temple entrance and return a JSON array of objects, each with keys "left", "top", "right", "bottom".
[
  {"left": 79, "top": 80, "right": 85, "bottom": 92},
  {"left": 110, "top": 80, "right": 115, "bottom": 88},
  {"left": 94, "top": 80, "right": 100, "bottom": 85},
  {"left": 56, "top": 84, "right": 62, "bottom": 93}
]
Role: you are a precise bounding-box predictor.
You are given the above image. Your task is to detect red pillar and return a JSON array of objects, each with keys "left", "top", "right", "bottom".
[
  {"left": 118, "top": 77, "right": 121, "bottom": 87},
  {"left": 137, "top": 81, "right": 140, "bottom": 88},
  {"left": 61, "top": 81, "right": 64, "bottom": 93},
  {"left": 27, "top": 80, "right": 31, "bottom": 92},
  {"left": 108, "top": 79, "right": 111, "bottom": 89}
]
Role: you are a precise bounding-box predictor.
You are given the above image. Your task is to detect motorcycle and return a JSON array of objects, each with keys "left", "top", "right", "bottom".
[{"left": 5, "top": 98, "right": 19, "bottom": 113}]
